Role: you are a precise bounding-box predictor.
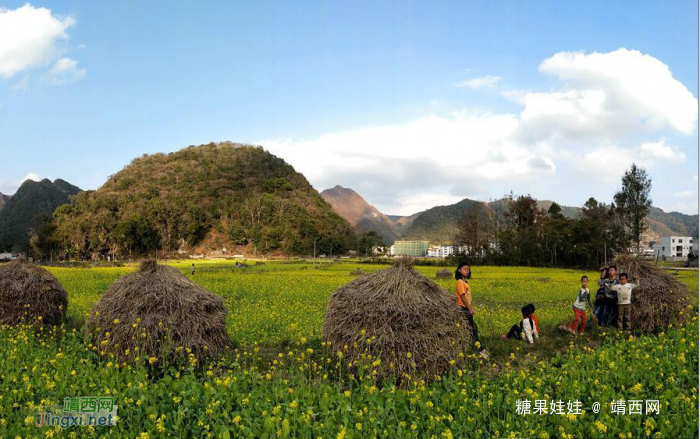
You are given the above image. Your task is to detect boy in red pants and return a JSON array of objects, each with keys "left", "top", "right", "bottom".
[{"left": 569, "top": 275, "right": 592, "bottom": 336}]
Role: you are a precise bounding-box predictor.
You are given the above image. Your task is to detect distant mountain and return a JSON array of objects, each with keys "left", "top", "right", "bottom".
[
  {"left": 321, "top": 185, "right": 399, "bottom": 244},
  {"left": 53, "top": 142, "right": 355, "bottom": 258},
  {"left": 335, "top": 188, "right": 699, "bottom": 246},
  {"left": 387, "top": 213, "right": 421, "bottom": 236},
  {"left": 401, "top": 198, "right": 492, "bottom": 244},
  {"left": 0, "top": 179, "right": 81, "bottom": 252},
  {"left": 0, "top": 192, "right": 10, "bottom": 211},
  {"left": 646, "top": 207, "right": 698, "bottom": 240}
]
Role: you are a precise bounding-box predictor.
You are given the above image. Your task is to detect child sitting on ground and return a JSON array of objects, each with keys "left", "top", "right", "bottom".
[
  {"left": 524, "top": 303, "right": 539, "bottom": 334},
  {"left": 502, "top": 305, "right": 539, "bottom": 344}
]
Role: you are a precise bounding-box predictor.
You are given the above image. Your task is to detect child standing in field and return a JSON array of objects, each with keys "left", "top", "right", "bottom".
[
  {"left": 503, "top": 305, "right": 539, "bottom": 344},
  {"left": 610, "top": 273, "right": 639, "bottom": 330},
  {"left": 191, "top": 263, "right": 195, "bottom": 276},
  {"left": 592, "top": 268, "right": 607, "bottom": 324},
  {"left": 455, "top": 263, "right": 488, "bottom": 359},
  {"left": 603, "top": 265, "right": 619, "bottom": 326},
  {"left": 569, "top": 275, "right": 592, "bottom": 335}
]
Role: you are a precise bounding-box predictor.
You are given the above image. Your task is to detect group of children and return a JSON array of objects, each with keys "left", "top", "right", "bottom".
[
  {"left": 567, "top": 265, "right": 639, "bottom": 334},
  {"left": 501, "top": 265, "right": 640, "bottom": 344},
  {"left": 455, "top": 263, "right": 640, "bottom": 349}
]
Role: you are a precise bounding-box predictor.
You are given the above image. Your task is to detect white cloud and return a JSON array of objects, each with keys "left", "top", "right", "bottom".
[
  {"left": 261, "top": 111, "right": 555, "bottom": 214},
  {"left": 517, "top": 48, "right": 698, "bottom": 143},
  {"left": 638, "top": 140, "right": 686, "bottom": 163},
  {"left": 573, "top": 140, "right": 687, "bottom": 184},
  {"left": 674, "top": 190, "right": 695, "bottom": 199},
  {"left": 46, "top": 57, "right": 85, "bottom": 85},
  {"left": 672, "top": 187, "right": 698, "bottom": 214},
  {"left": 0, "top": 4, "right": 81, "bottom": 81},
  {"left": 17, "top": 172, "right": 42, "bottom": 184},
  {"left": 455, "top": 75, "right": 502, "bottom": 89},
  {"left": 672, "top": 201, "right": 698, "bottom": 214},
  {"left": 261, "top": 48, "right": 697, "bottom": 214},
  {"left": 2, "top": 172, "right": 44, "bottom": 194},
  {"left": 573, "top": 145, "right": 634, "bottom": 184}
]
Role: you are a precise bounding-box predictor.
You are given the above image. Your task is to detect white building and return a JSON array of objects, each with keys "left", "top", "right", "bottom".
[
  {"left": 426, "top": 245, "right": 469, "bottom": 258},
  {"left": 371, "top": 246, "right": 388, "bottom": 255},
  {"left": 652, "top": 236, "right": 695, "bottom": 260},
  {"left": 0, "top": 252, "right": 19, "bottom": 261}
]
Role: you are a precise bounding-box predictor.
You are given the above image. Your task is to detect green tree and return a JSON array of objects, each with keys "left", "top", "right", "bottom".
[
  {"left": 357, "top": 231, "right": 384, "bottom": 257},
  {"left": 502, "top": 194, "right": 547, "bottom": 265},
  {"left": 455, "top": 206, "right": 497, "bottom": 262},
  {"left": 614, "top": 164, "right": 652, "bottom": 253},
  {"left": 115, "top": 214, "right": 160, "bottom": 255},
  {"left": 577, "top": 197, "right": 609, "bottom": 266},
  {"left": 543, "top": 203, "right": 572, "bottom": 266}
]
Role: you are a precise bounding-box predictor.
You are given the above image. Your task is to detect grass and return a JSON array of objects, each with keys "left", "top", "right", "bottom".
[{"left": 0, "top": 260, "right": 697, "bottom": 438}]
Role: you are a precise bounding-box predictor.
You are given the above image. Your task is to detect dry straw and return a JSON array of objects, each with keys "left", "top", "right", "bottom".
[
  {"left": 87, "top": 260, "right": 230, "bottom": 365},
  {"left": 0, "top": 257, "right": 68, "bottom": 325},
  {"left": 613, "top": 254, "right": 692, "bottom": 332},
  {"left": 323, "top": 258, "right": 472, "bottom": 381},
  {"left": 435, "top": 268, "right": 452, "bottom": 279}
]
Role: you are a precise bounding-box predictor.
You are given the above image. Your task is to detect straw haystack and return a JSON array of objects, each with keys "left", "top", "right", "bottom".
[
  {"left": 323, "top": 259, "right": 472, "bottom": 380},
  {"left": 613, "top": 254, "right": 692, "bottom": 332},
  {"left": 87, "top": 260, "right": 230, "bottom": 365},
  {"left": 0, "top": 258, "right": 68, "bottom": 325},
  {"left": 436, "top": 268, "right": 452, "bottom": 280}
]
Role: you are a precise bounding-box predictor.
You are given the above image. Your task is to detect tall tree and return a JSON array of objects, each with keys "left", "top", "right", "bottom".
[
  {"left": 500, "top": 194, "right": 546, "bottom": 266},
  {"left": 614, "top": 164, "right": 652, "bottom": 253},
  {"left": 543, "top": 202, "right": 572, "bottom": 265},
  {"left": 455, "top": 206, "right": 497, "bottom": 261},
  {"left": 579, "top": 197, "right": 610, "bottom": 265}
]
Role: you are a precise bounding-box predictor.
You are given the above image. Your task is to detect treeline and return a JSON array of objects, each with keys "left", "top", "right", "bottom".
[{"left": 452, "top": 165, "right": 653, "bottom": 268}]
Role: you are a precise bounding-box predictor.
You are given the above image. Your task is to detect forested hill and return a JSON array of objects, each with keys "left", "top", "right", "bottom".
[
  {"left": 53, "top": 142, "right": 355, "bottom": 258},
  {"left": 0, "top": 179, "right": 81, "bottom": 252},
  {"left": 401, "top": 198, "right": 493, "bottom": 243}
]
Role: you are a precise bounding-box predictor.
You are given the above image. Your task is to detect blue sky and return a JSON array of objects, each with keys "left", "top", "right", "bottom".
[{"left": 1, "top": 1, "right": 697, "bottom": 215}]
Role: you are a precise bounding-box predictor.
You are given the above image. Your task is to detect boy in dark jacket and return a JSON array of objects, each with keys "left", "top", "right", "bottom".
[{"left": 592, "top": 268, "right": 607, "bottom": 324}]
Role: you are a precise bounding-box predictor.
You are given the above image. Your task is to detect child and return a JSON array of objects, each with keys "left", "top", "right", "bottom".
[
  {"left": 569, "top": 275, "right": 592, "bottom": 335},
  {"left": 603, "top": 265, "right": 619, "bottom": 326},
  {"left": 610, "top": 273, "right": 639, "bottom": 330},
  {"left": 524, "top": 303, "right": 539, "bottom": 334},
  {"left": 592, "top": 268, "right": 607, "bottom": 324},
  {"left": 455, "top": 263, "right": 488, "bottom": 359},
  {"left": 503, "top": 305, "right": 539, "bottom": 344}
]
